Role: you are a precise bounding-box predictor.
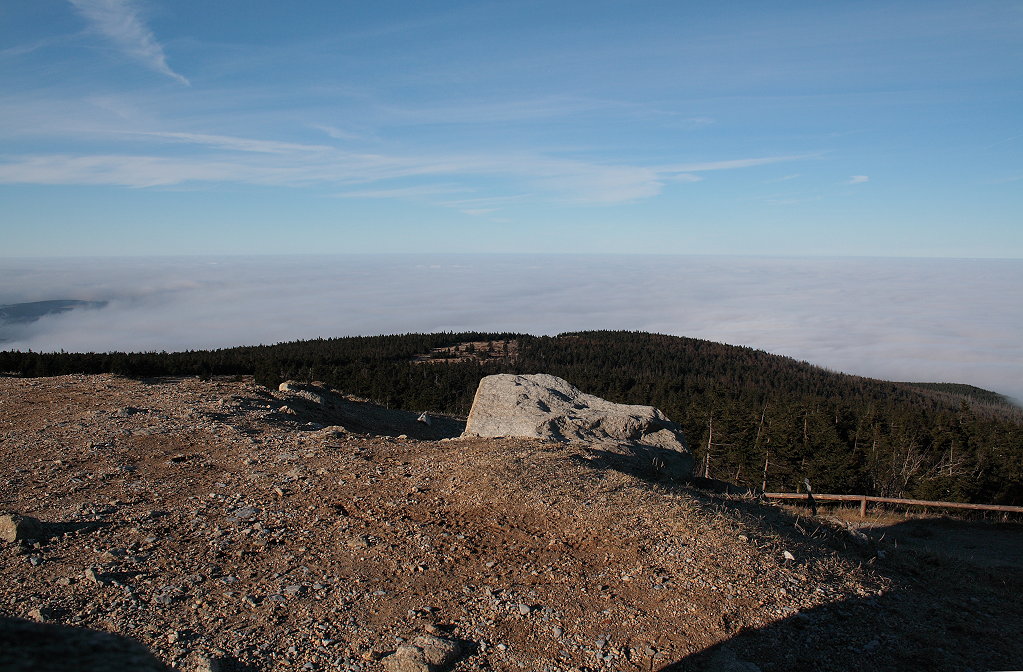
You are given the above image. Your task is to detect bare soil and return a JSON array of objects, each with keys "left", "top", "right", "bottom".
[
  {"left": 1, "top": 374, "right": 1021, "bottom": 672},
  {"left": 410, "top": 340, "right": 517, "bottom": 365}
]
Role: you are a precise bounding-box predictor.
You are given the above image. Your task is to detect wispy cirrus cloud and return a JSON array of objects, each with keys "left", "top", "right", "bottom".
[
  {"left": 310, "top": 124, "right": 375, "bottom": 142},
  {"left": 0, "top": 120, "right": 813, "bottom": 205},
  {"left": 376, "top": 95, "right": 611, "bottom": 125},
  {"left": 847, "top": 175, "right": 870, "bottom": 184},
  {"left": 68, "top": 0, "right": 189, "bottom": 85},
  {"left": 130, "top": 131, "right": 334, "bottom": 155},
  {"left": 664, "top": 155, "right": 818, "bottom": 174},
  {"left": 666, "top": 173, "right": 703, "bottom": 183},
  {"left": 0, "top": 144, "right": 811, "bottom": 204},
  {"left": 336, "top": 184, "right": 471, "bottom": 200},
  {"left": 435, "top": 194, "right": 530, "bottom": 216},
  {"left": 0, "top": 154, "right": 268, "bottom": 188}
]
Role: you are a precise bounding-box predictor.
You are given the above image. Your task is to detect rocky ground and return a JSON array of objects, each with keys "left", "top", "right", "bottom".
[{"left": 1, "top": 374, "right": 1021, "bottom": 672}]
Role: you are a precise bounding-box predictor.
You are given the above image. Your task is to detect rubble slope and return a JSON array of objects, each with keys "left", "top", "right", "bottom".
[{"left": 1, "top": 374, "right": 1020, "bottom": 672}]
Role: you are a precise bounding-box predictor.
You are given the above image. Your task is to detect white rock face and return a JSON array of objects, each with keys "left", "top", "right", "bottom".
[{"left": 463, "top": 374, "right": 693, "bottom": 476}]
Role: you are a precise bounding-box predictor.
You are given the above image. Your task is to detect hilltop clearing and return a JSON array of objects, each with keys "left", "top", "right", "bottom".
[
  {"left": 4, "top": 330, "right": 1022, "bottom": 506},
  {"left": 1, "top": 374, "right": 1021, "bottom": 671}
]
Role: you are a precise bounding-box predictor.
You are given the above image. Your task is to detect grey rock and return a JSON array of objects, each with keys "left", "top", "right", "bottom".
[
  {"left": 225, "top": 507, "right": 261, "bottom": 523},
  {"left": 279, "top": 381, "right": 329, "bottom": 405},
  {"left": 462, "top": 374, "right": 693, "bottom": 476},
  {"left": 0, "top": 514, "right": 43, "bottom": 542},
  {"left": 275, "top": 380, "right": 465, "bottom": 439},
  {"left": 382, "top": 634, "right": 464, "bottom": 672},
  {"left": 84, "top": 568, "right": 110, "bottom": 586}
]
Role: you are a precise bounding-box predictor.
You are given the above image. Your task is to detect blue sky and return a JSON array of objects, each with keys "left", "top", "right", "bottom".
[{"left": 2, "top": 0, "right": 1021, "bottom": 257}]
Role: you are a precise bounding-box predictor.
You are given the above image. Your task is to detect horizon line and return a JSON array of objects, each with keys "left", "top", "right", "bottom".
[{"left": 3, "top": 252, "right": 1022, "bottom": 262}]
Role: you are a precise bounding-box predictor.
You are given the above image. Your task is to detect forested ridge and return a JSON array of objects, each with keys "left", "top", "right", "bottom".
[{"left": 3, "top": 330, "right": 1021, "bottom": 505}]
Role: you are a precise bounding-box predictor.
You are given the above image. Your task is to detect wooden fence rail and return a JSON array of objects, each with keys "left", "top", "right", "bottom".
[{"left": 763, "top": 492, "right": 1023, "bottom": 517}]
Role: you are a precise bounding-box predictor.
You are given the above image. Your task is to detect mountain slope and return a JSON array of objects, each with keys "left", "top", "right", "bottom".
[
  {"left": 2, "top": 330, "right": 1021, "bottom": 504},
  {"left": 0, "top": 300, "right": 107, "bottom": 325},
  {"left": 2, "top": 374, "right": 1021, "bottom": 671}
]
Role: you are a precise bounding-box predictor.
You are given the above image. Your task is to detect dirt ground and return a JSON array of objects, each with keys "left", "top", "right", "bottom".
[
  {"left": 409, "top": 340, "right": 518, "bottom": 365},
  {"left": 781, "top": 504, "right": 1023, "bottom": 572},
  {"left": 864, "top": 517, "right": 1023, "bottom": 571},
  {"left": 1, "top": 374, "right": 1021, "bottom": 672}
]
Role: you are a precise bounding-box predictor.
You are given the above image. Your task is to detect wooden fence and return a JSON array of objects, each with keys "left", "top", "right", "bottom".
[{"left": 763, "top": 492, "right": 1023, "bottom": 517}]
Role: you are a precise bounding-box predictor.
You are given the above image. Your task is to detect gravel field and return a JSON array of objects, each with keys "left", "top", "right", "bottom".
[{"left": 1, "top": 374, "right": 1020, "bottom": 671}]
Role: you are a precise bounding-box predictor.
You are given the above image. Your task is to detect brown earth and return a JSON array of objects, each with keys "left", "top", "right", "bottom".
[
  {"left": 410, "top": 340, "right": 517, "bottom": 365},
  {"left": 1, "top": 374, "right": 1021, "bottom": 672}
]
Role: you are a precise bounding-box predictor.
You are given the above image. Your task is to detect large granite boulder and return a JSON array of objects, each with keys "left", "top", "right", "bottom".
[{"left": 463, "top": 374, "right": 693, "bottom": 477}]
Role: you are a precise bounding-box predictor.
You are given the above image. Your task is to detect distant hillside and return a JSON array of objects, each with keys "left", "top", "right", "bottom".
[
  {"left": 2, "top": 330, "right": 1021, "bottom": 505},
  {"left": 0, "top": 299, "right": 107, "bottom": 325},
  {"left": 899, "top": 381, "right": 1018, "bottom": 410}
]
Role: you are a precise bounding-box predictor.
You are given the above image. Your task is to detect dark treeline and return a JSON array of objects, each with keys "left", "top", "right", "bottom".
[{"left": 3, "top": 330, "right": 1021, "bottom": 505}]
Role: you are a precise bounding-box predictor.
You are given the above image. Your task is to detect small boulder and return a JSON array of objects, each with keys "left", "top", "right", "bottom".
[
  {"left": 225, "top": 507, "right": 261, "bottom": 524},
  {"left": 0, "top": 514, "right": 43, "bottom": 543},
  {"left": 84, "top": 568, "right": 111, "bottom": 586},
  {"left": 382, "top": 634, "right": 464, "bottom": 672}
]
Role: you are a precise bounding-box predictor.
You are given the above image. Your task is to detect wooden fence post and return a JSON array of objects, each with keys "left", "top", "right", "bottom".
[
  {"left": 859, "top": 496, "right": 867, "bottom": 518},
  {"left": 804, "top": 479, "right": 817, "bottom": 516}
]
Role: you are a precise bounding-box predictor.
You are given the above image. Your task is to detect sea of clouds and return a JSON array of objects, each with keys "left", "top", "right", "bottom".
[{"left": 1, "top": 254, "right": 1020, "bottom": 402}]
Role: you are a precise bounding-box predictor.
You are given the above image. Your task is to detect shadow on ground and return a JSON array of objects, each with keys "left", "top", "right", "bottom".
[
  {"left": 0, "top": 615, "right": 261, "bottom": 672},
  {"left": 661, "top": 569, "right": 1023, "bottom": 672},
  {"left": 573, "top": 450, "right": 1023, "bottom": 671},
  {"left": 234, "top": 381, "right": 467, "bottom": 440},
  {"left": 661, "top": 510, "right": 1023, "bottom": 671},
  {"left": 0, "top": 615, "right": 169, "bottom": 672}
]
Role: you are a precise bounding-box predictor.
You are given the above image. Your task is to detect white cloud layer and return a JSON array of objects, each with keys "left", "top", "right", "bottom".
[{"left": 1, "top": 255, "right": 1020, "bottom": 403}]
